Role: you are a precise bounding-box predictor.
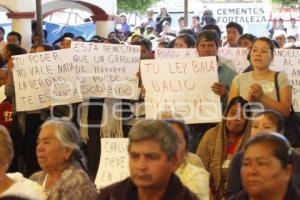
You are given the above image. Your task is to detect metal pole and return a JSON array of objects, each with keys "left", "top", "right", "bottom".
[
  {"left": 184, "top": 0, "right": 188, "bottom": 26},
  {"left": 36, "top": 0, "right": 43, "bottom": 45}
]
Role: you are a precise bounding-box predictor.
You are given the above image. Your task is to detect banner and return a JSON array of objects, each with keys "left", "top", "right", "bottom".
[
  {"left": 155, "top": 48, "right": 198, "bottom": 59},
  {"left": 140, "top": 57, "right": 222, "bottom": 124},
  {"left": 71, "top": 42, "right": 141, "bottom": 100},
  {"left": 270, "top": 48, "right": 300, "bottom": 112},
  {"left": 95, "top": 138, "right": 129, "bottom": 189},
  {"left": 218, "top": 47, "right": 250, "bottom": 73},
  {"left": 13, "top": 49, "right": 82, "bottom": 112}
]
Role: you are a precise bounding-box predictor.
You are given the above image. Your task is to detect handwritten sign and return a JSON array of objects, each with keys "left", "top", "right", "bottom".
[
  {"left": 140, "top": 57, "right": 222, "bottom": 124},
  {"left": 155, "top": 48, "right": 198, "bottom": 59},
  {"left": 95, "top": 138, "right": 129, "bottom": 189},
  {"left": 71, "top": 42, "right": 140, "bottom": 100},
  {"left": 13, "top": 49, "right": 82, "bottom": 111},
  {"left": 218, "top": 47, "right": 250, "bottom": 73},
  {"left": 270, "top": 49, "right": 300, "bottom": 112}
]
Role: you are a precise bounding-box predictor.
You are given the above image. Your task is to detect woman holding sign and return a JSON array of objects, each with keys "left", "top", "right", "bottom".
[{"left": 228, "top": 37, "right": 292, "bottom": 118}]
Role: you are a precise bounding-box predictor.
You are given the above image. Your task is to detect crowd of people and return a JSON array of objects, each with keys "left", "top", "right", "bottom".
[{"left": 0, "top": 7, "right": 299, "bottom": 200}]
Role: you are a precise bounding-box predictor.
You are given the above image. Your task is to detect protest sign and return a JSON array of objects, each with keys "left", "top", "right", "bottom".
[
  {"left": 155, "top": 48, "right": 198, "bottom": 59},
  {"left": 218, "top": 47, "right": 250, "bottom": 73},
  {"left": 71, "top": 42, "right": 140, "bottom": 100},
  {"left": 95, "top": 138, "right": 129, "bottom": 189},
  {"left": 13, "top": 49, "right": 82, "bottom": 112},
  {"left": 140, "top": 57, "right": 222, "bottom": 124},
  {"left": 270, "top": 48, "right": 300, "bottom": 112}
]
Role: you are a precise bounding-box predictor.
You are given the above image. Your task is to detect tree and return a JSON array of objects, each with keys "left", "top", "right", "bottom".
[
  {"left": 117, "top": 0, "right": 160, "bottom": 13},
  {"left": 271, "top": 0, "right": 299, "bottom": 7}
]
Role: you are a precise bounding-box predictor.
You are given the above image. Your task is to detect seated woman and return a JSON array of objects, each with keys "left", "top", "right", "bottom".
[
  {"left": 0, "top": 125, "right": 46, "bottom": 199},
  {"left": 30, "top": 120, "right": 97, "bottom": 200},
  {"left": 226, "top": 109, "right": 300, "bottom": 198},
  {"left": 229, "top": 133, "right": 300, "bottom": 200},
  {"left": 163, "top": 117, "right": 209, "bottom": 200},
  {"left": 196, "top": 96, "right": 252, "bottom": 200}
]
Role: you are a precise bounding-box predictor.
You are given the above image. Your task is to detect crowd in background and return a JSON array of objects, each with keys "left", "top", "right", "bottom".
[{"left": 0, "top": 6, "right": 299, "bottom": 200}]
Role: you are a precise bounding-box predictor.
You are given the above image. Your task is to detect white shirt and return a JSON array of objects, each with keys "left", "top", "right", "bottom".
[{"left": 0, "top": 173, "right": 46, "bottom": 200}]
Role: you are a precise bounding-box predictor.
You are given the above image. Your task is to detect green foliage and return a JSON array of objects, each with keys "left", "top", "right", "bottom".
[
  {"left": 271, "top": 0, "right": 299, "bottom": 7},
  {"left": 117, "top": 0, "right": 160, "bottom": 13}
]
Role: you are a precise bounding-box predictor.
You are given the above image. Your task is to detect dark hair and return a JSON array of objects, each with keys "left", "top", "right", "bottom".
[
  {"left": 103, "top": 37, "right": 121, "bottom": 44},
  {"left": 162, "top": 21, "right": 170, "bottom": 27},
  {"left": 238, "top": 33, "right": 256, "bottom": 45},
  {"left": 158, "top": 41, "right": 169, "bottom": 48},
  {"left": 145, "top": 25, "right": 154, "bottom": 34},
  {"left": 7, "top": 31, "right": 22, "bottom": 43},
  {"left": 178, "top": 28, "right": 195, "bottom": 38},
  {"left": 5, "top": 44, "right": 27, "bottom": 56},
  {"left": 254, "top": 109, "right": 285, "bottom": 133},
  {"left": 202, "top": 24, "right": 222, "bottom": 38},
  {"left": 287, "top": 35, "right": 297, "bottom": 41},
  {"left": 226, "top": 22, "right": 243, "bottom": 35},
  {"left": 91, "top": 35, "right": 105, "bottom": 41},
  {"left": 225, "top": 96, "right": 251, "bottom": 119},
  {"left": 178, "top": 16, "right": 185, "bottom": 22},
  {"left": 74, "top": 36, "right": 86, "bottom": 42},
  {"left": 250, "top": 37, "right": 275, "bottom": 58},
  {"left": 52, "top": 32, "right": 75, "bottom": 45},
  {"left": 35, "top": 44, "right": 54, "bottom": 51},
  {"left": 167, "top": 39, "right": 176, "bottom": 48},
  {"left": 0, "top": 26, "right": 5, "bottom": 35},
  {"left": 164, "top": 119, "right": 190, "bottom": 151},
  {"left": 132, "top": 39, "right": 152, "bottom": 51},
  {"left": 244, "top": 133, "right": 292, "bottom": 168},
  {"left": 120, "top": 15, "right": 127, "bottom": 20},
  {"left": 196, "top": 30, "right": 220, "bottom": 48},
  {"left": 174, "top": 34, "right": 195, "bottom": 48},
  {"left": 192, "top": 15, "right": 200, "bottom": 21}
]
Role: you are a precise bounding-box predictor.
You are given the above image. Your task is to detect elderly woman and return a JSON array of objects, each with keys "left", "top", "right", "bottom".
[
  {"left": 226, "top": 109, "right": 300, "bottom": 198},
  {"left": 0, "top": 125, "right": 45, "bottom": 199},
  {"left": 229, "top": 133, "right": 300, "bottom": 200},
  {"left": 196, "top": 96, "right": 252, "bottom": 200},
  {"left": 30, "top": 120, "right": 97, "bottom": 200}
]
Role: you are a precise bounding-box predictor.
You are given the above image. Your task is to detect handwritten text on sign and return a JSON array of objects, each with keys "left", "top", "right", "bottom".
[
  {"left": 218, "top": 47, "right": 250, "bottom": 73},
  {"left": 140, "top": 57, "right": 222, "bottom": 124},
  {"left": 155, "top": 48, "right": 198, "bottom": 59},
  {"left": 71, "top": 42, "right": 140, "bottom": 100},
  {"left": 270, "top": 49, "right": 300, "bottom": 112},
  {"left": 13, "top": 49, "right": 82, "bottom": 112},
  {"left": 95, "top": 138, "right": 129, "bottom": 189}
]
